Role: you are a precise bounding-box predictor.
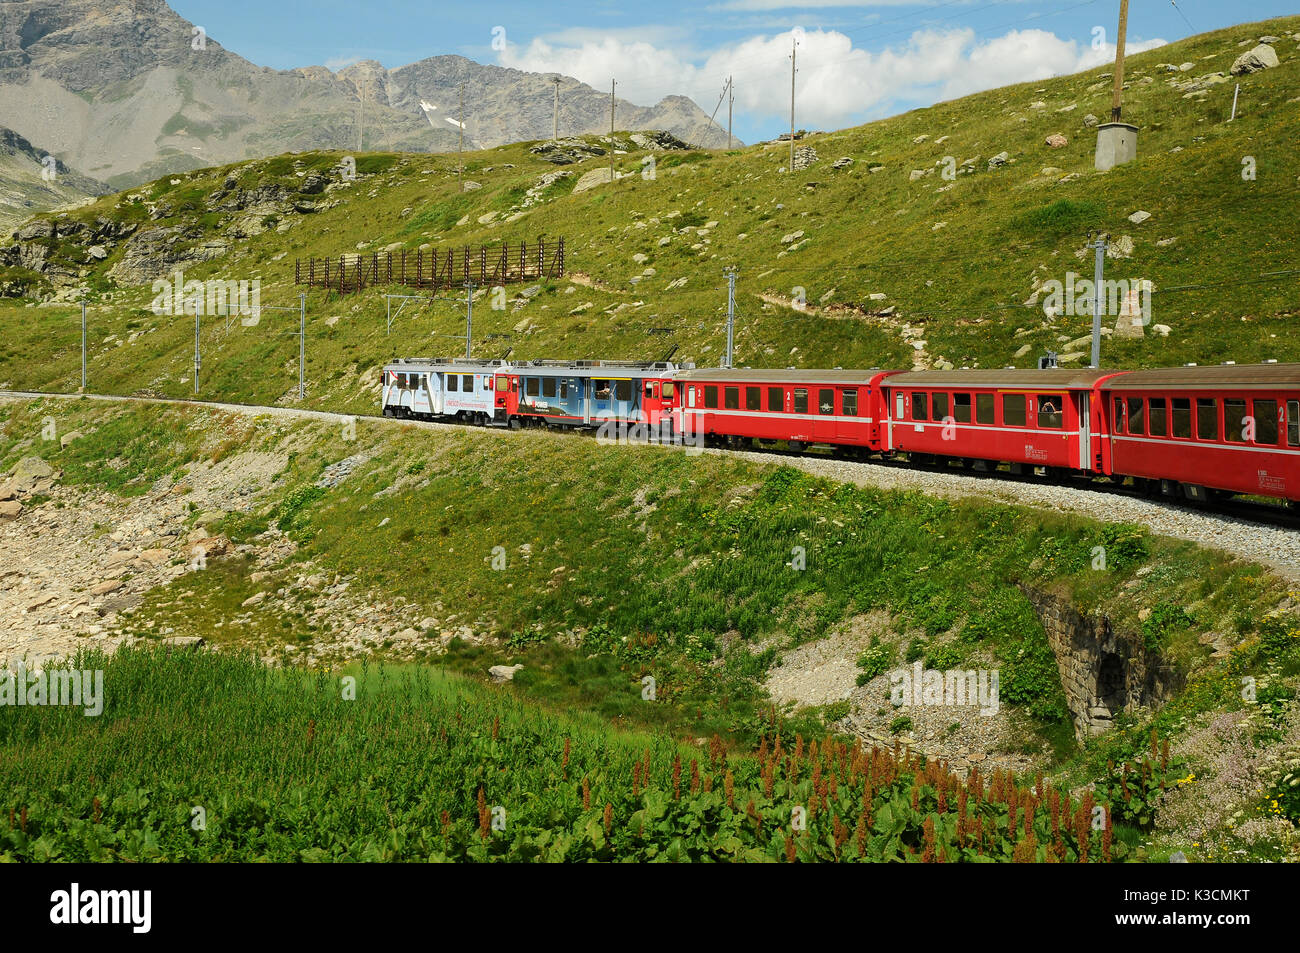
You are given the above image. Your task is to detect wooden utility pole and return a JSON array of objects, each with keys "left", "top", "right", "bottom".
[
  {"left": 458, "top": 82, "right": 465, "bottom": 192},
  {"left": 552, "top": 77, "right": 560, "bottom": 141},
  {"left": 789, "top": 38, "right": 798, "bottom": 172},
  {"left": 609, "top": 78, "right": 616, "bottom": 184},
  {"left": 1110, "top": 0, "right": 1130, "bottom": 122},
  {"left": 727, "top": 76, "right": 734, "bottom": 150},
  {"left": 357, "top": 77, "right": 365, "bottom": 151}
]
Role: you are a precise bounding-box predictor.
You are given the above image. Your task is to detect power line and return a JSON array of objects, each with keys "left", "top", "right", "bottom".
[{"left": 1169, "top": 0, "right": 1196, "bottom": 35}]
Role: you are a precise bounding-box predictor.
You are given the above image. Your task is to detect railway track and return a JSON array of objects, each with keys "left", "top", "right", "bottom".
[{"left": 4, "top": 389, "right": 1300, "bottom": 579}]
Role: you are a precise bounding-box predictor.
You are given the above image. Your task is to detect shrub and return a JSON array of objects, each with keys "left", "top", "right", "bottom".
[
  {"left": 855, "top": 642, "right": 893, "bottom": 682},
  {"left": 1142, "top": 603, "right": 1195, "bottom": 652}
]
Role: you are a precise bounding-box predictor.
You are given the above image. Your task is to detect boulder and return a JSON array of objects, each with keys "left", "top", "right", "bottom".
[
  {"left": 6, "top": 457, "right": 59, "bottom": 494},
  {"left": 489, "top": 664, "right": 524, "bottom": 683},
  {"left": 13, "top": 220, "right": 54, "bottom": 241},
  {"left": 1106, "top": 235, "right": 1135, "bottom": 259},
  {"left": 187, "top": 535, "right": 232, "bottom": 558},
  {"left": 0, "top": 500, "right": 21, "bottom": 519},
  {"left": 1231, "top": 44, "right": 1280, "bottom": 75},
  {"left": 573, "top": 167, "right": 614, "bottom": 193},
  {"left": 1044, "top": 134, "right": 1068, "bottom": 148},
  {"left": 628, "top": 131, "right": 690, "bottom": 151},
  {"left": 1128, "top": 210, "right": 1151, "bottom": 225},
  {"left": 163, "top": 636, "right": 206, "bottom": 650},
  {"left": 987, "top": 151, "right": 1010, "bottom": 169},
  {"left": 1113, "top": 314, "right": 1145, "bottom": 340}
]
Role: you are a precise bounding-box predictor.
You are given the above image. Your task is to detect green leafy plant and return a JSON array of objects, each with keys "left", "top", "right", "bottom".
[{"left": 1094, "top": 730, "right": 1184, "bottom": 829}]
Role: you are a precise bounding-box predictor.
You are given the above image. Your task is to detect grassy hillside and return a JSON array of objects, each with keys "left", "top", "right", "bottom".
[
  {"left": 0, "top": 18, "right": 1297, "bottom": 413},
  {"left": 0, "top": 643, "right": 1170, "bottom": 863},
  {"left": 2, "top": 398, "right": 1297, "bottom": 859}
]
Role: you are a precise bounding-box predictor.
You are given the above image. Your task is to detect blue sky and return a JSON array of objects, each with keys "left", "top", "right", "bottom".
[{"left": 171, "top": 1, "right": 1296, "bottom": 142}]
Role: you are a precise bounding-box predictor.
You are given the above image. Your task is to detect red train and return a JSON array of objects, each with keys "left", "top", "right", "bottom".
[
  {"left": 671, "top": 363, "right": 1300, "bottom": 505},
  {"left": 387, "top": 358, "right": 1300, "bottom": 506}
]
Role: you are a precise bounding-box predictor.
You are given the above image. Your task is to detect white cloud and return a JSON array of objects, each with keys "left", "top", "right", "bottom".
[{"left": 498, "top": 26, "right": 1166, "bottom": 132}]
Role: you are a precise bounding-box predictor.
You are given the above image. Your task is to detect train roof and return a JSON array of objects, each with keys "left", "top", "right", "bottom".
[
  {"left": 883, "top": 368, "right": 1119, "bottom": 389},
  {"left": 515, "top": 359, "right": 688, "bottom": 374},
  {"left": 386, "top": 358, "right": 508, "bottom": 373},
  {"left": 1100, "top": 362, "right": 1300, "bottom": 390},
  {"left": 675, "top": 367, "right": 886, "bottom": 384}
]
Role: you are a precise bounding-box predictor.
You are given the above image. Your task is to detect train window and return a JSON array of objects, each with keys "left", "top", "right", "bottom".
[
  {"left": 1003, "top": 394, "right": 1026, "bottom": 426},
  {"left": 794, "top": 388, "right": 808, "bottom": 414},
  {"left": 1113, "top": 397, "right": 1124, "bottom": 434},
  {"left": 1037, "top": 395, "right": 1063, "bottom": 429},
  {"left": 1127, "top": 397, "right": 1145, "bottom": 435},
  {"left": 1290, "top": 401, "right": 1300, "bottom": 447},
  {"left": 645, "top": 382, "right": 654, "bottom": 399},
  {"left": 724, "top": 386, "right": 740, "bottom": 409},
  {"left": 746, "top": 387, "right": 761, "bottom": 411},
  {"left": 496, "top": 375, "right": 509, "bottom": 392},
  {"left": 1224, "top": 399, "right": 1247, "bottom": 443},
  {"left": 663, "top": 382, "right": 675, "bottom": 400},
  {"left": 543, "top": 377, "right": 556, "bottom": 398},
  {"left": 704, "top": 385, "right": 718, "bottom": 409},
  {"left": 1196, "top": 398, "right": 1218, "bottom": 440},
  {"left": 953, "top": 393, "right": 972, "bottom": 424},
  {"left": 687, "top": 386, "right": 696, "bottom": 408},
  {"left": 768, "top": 387, "right": 783, "bottom": 411},
  {"left": 1254, "top": 399, "right": 1278, "bottom": 445},
  {"left": 463, "top": 375, "right": 473, "bottom": 392},
  {"left": 895, "top": 392, "right": 905, "bottom": 419},
  {"left": 1148, "top": 398, "right": 1167, "bottom": 437},
  {"left": 560, "top": 381, "right": 569, "bottom": 399},
  {"left": 594, "top": 380, "right": 612, "bottom": 400},
  {"left": 913, "top": 392, "right": 929, "bottom": 421},
  {"left": 447, "top": 374, "right": 459, "bottom": 392},
  {"left": 1171, "top": 398, "right": 1192, "bottom": 438},
  {"left": 818, "top": 389, "right": 834, "bottom": 414},
  {"left": 976, "top": 393, "right": 994, "bottom": 425},
  {"left": 932, "top": 393, "right": 949, "bottom": 421},
  {"left": 843, "top": 389, "right": 859, "bottom": 417},
  {"left": 616, "top": 380, "right": 632, "bottom": 402}
]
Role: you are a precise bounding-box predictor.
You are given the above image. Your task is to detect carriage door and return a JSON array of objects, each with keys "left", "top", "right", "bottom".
[
  {"left": 813, "top": 388, "right": 836, "bottom": 442},
  {"left": 643, "top": 379, "right": 659, "bottom": 427},
  {"left": 1076, "top": 392, "right": 1091, "bottom": 471}
]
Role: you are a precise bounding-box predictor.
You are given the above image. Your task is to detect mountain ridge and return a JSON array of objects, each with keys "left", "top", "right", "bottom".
[{"left": 0, "top": 0, "right": 731, "bottom": 194}]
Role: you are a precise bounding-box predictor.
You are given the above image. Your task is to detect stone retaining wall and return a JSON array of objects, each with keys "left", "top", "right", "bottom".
[{"left": 1019, "top": 585, "right": 1183, "bottom": 743}]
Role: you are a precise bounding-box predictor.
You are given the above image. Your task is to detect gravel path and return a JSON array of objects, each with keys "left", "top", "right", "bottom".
[{"left": 6, "top": 389, "right": 1300, "bottom": 580}]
